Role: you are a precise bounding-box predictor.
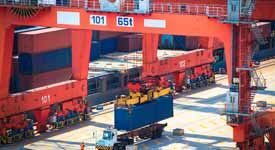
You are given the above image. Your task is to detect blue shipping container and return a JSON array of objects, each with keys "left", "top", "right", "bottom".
[
  {"left": 92, "top": 30, "right": 99, "bottom": 41},
  {"left": 160, "top": 34, "right": 174, "bottom": 49},
  {"left": 115, "top": 95, "right": 173, "bottom": 131},
  {"left": 10, "top": 74, "right": 20, "bottom": 93},
  {"left": 253, "top": 48, "right": 275, "bottom": 61},
  {"left": 90, "top": 41, "right": 101, "bottom": 61},
  {"left": 19, "top": 47, "right": 72, "bottom": 75},
  {"left": 173, "top": 35, "right": 186, "bottom": 50},
  {"left": 100, "top": 38, "right": 118, "bottom": 54}
]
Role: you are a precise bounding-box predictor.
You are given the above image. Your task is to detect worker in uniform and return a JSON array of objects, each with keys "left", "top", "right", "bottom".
[
  {"left": 190, "top": 73, "right": 197, "bottom": 89},
  {"left": 186, "top": 75, "right": 191, "bottom": 89},
  {"left": 56, "top": 110, "right": 65, "bottom": 128},
  {"left": 80, "top": 142, "right": 85, "bottom": 150}
]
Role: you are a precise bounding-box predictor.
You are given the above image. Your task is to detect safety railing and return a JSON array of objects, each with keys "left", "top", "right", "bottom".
[
  {"left": 152, "top": 3, "right": 227, "bottom": 18},
  {"left": 0, "top": 0, "right": 228, "bottom": 18}
]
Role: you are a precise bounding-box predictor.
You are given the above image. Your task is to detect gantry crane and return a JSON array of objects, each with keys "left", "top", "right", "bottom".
[{"left": 0, "top": 0, "right": 275, "bottom": 149}]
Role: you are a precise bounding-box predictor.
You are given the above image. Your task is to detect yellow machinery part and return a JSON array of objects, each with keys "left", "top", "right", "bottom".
[
  {"left": 116, "top": 88, "right": 171, "bottom": 106},
  {"left": 95, "top": 145, "right": 113, "bottom": 150}
]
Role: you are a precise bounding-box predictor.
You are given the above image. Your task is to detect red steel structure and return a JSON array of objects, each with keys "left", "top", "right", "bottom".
[{"left": 0, "top": 0, "right": 274, "bottom": 149}]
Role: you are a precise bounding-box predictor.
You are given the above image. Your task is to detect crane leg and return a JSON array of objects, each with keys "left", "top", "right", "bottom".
[
  {"left": 173, "top": 72, "right": 185, "bottom": 92},
  {"left": 33, "top": 108, "right": 51, "bottom": 133},
  {"left": 0, "top": 23, "right": 14, "bottom": 99}
]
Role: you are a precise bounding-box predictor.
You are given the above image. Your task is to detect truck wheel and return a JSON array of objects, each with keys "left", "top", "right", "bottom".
[
  {"left": 113, "top": 143, "right": 119, "bottom": 150},
  {"left": 114, "top": 143, "right": 126, "bottom": 150},
  {"left": 151, "top": 129, "right": 162, "bottom": 139},
  {"left": 127, "top": 138, "right": 134, "bottom": 145}
]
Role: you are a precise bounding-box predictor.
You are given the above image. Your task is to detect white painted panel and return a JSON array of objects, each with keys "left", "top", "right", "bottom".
[
  {"left": 57, "top": 11, "right": 80, "bottom": 25},
  {"left": 144, "top": 19, "right": 166, "bottom": 28}
]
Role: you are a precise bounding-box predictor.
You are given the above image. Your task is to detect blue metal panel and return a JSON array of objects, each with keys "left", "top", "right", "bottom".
[
  {"left": 10, "top": 74, "right": 20, "bottom": 93},
  {"left": 19, "top": 47, "right": 72, "bottom": 75},
  {"left": 101, "top": 38, "right": 118, "bottom": 54},
  {"left": 160, "top": 34, "right": 173, "bottom": 49},
  {"left": 90, "top": 41, "right": 101, "bottom": 61},
  {"left": 173, "top": 35, "right": 186, "bottom": 50},
  {"left": 92, "top": 30, "right": 99, "bottom": 41},
  {"left": 115, "top": 95, "right": 173, "bottom": 131},
  {"left": 253, "top": 48, "right": 275, "bottom": 61}
]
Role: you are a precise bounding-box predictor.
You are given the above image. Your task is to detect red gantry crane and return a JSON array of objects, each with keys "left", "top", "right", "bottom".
[{"left": 0, "top": 0, "right": 275, "bottom": 149}]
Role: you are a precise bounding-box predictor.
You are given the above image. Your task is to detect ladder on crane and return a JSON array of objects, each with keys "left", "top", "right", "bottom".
[{"left": 241, "top": 0, "right": 255, "bottom": 18}]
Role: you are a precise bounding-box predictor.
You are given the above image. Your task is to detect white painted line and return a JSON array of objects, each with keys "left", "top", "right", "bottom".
[
  {"left": 57, "top": 11, "right": 80, "bottom": 25},
  {"left": 144, "top": 19, "right": 166, "bottom": 28}
]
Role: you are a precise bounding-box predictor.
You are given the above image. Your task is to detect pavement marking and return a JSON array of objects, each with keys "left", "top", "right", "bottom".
[
  {"left": 209, "top": 120, "right": 218, "bottom": 125},
  {"left": 140, "top": 144, "right": 149, "bottom": 149},
  {"left": 199, "top": 124, "right": 208, "bottom": 129},
  {"left": 216, "top": 141, "right": 226, "bottom": 146},
  {"left": 188, "top": 128, "right": 196, "bottom": 133},
  {"left": 165, "top": 135, "right": 173, "bottom": 141},
  {"left": 208, "top": 145, "right": 213, "bottom": 149},
  {"left": 220, "top": 116, "right": 226, "bottom": 121},
  {"left": 153, "top": 139, "right": 161, "bottom": 145}
]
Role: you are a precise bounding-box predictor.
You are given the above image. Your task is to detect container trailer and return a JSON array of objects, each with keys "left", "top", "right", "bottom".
[
  {"left": 95, "top": 123, "right": 167, "bottom": 150},
  {"left": 96, "top": 95, "right": 173, "bottom": 150}
]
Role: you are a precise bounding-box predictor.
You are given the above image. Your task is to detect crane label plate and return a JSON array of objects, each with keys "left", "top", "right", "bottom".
[
  {"left": 57, "top": 11, "right": 80, "bottom": 25},
  {"left": 90, "top": 15, "right": 107, "bottom": 26},
  {"left": 116, "top": 16, "right": 134, "bottom": 27},
  {"left": 144, "top": 19, "right": 166, "bottom": 28}
]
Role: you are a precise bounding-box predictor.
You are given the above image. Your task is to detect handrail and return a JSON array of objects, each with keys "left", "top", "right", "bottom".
[{"left": 0, "top": 0, "right": 227, "bottom": 18}]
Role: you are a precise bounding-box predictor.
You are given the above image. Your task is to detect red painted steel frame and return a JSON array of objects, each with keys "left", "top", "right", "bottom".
[
  {"left": 0, "top": 1, "right": 275, "bottom": 148},
  {"left": 0, "top": 9, "right": 92, "bottom": 119},
  {"left": 1, "top": 5, "right": 233, "bottom": 122}
]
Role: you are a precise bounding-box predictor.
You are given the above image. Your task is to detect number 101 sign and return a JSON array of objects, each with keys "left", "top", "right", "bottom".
[{"left": 90, "top": 15, "right": 107, "bottom": 26}]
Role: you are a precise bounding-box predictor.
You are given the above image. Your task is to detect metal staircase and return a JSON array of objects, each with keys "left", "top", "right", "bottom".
[
  {"left": 241, "top": 0, "right": 255, "bottom": 18},
  {"left": 251, "top": 70, "right": 266, "bottom": 90}
]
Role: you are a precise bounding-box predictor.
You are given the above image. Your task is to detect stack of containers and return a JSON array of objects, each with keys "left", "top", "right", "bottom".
[
  {"left": 159, "top": 35, "right": 201, "bottom": 50},
  {"left": 90, "top": 31, "right": 126, "bottom": 61},
  {"left": 17, "top": 28, "right": 72, "bottom": 91},
  {"left": 13, "top": 26, "right": 46, "bottom": 55},
  {"left": 117, "top": 34, "right": 142, "bottom": 52}
]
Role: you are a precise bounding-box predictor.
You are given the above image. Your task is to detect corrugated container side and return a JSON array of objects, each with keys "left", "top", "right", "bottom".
[
  {"left": 99, "top": 31, "right": 126, "bottom": 40},
  {"left": 13, "top": 26, "right": 46, "bottom": 55},
  {"left": 101, "top": 38, "right": 118, "bottom": 54},
  {"left": 118, "top": 34, "right": 142, "bottom": 52},
  {"left": 115, "top": 95, "right": 173, "bottom": 131},
  {"left": 10, "top": 74, "right": 20, "bottom": 93},
  {"left": 10, "top": 56, "right": 20, "bottom": 93},
  {"left": 198, "top": 37, "right": 224, "bottom": 50},
  {"left": 185, "top": 36, "right": 199, "bottom": 50},
  {"left": 159, "top": 34, "right": 174, "bottom": 49},
  {"left": 173, "top": 35, "right": 186, "bottom": 49},
  {"left": 11, "top": 56, "right": 19, "bottom": 76},
  {"left": 92, "top": 30, "right": 100, "bottom": 41},
  {"left": 19, "top": 67, "right": 72, "bottom": 91},
  {"left": 155, "top": 96, "right": 174, "bottom": 121},
  {"left": 18, "top": 28, "right": 71, "bottom": 53},
  {"left": 90, "top": 41, "right": 101, "bottom": 61},
  {"left": 19, "top": 47, "right": 72, "bottom": 75},
  {"left": 87, "top": 77, "right": 103, "bottom": 95}
]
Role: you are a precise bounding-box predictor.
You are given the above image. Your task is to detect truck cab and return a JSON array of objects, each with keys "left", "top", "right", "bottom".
[{"left": 96, "top": 129, "right": 117, "bottom": 150}]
